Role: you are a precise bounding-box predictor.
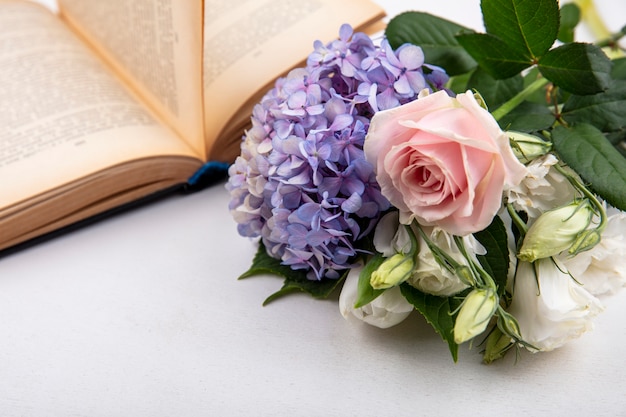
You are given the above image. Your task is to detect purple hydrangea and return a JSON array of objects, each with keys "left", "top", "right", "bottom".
[{"left": 227, "top": 24, "right": 449, "bottom": 280}]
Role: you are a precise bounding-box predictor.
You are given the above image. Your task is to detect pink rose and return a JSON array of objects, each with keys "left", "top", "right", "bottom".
[{"left": 364, "top": 90, "right": 527, "bottom": 236}]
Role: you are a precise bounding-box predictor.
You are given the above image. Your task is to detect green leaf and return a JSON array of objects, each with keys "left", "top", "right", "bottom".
[
  {"left": 481, "top": 0, "right": 559, "bottom": 59},
  {"left": 456, "top": 32, "right": 531, "bottom": 79},
  {"left": 612, "top": 57, "right": 626, "bottom": 80},
  {"left": 262, "top": 274, "right": 346, "bottom": 305},
  {"left": 239, "top": 242, "right": 345, "bottom": 304},
  {"left": 537, "top": 42, "right": 613, "bottom": 95},
  {"left": 467, "top": 67, "right": 524, "bottom": 109},
  {"left": 557, "top": 3, "right": 581, "bottom": 43},
  {"left": 238, "top": 241, "right": 300, "bottom": 280},
  {"left": 552, "top": 123, "right": 626, "bottom": 210},
  {"left": 385, "top": 12, "right": 477, "bottom": 76},
  {"left": 400, "top": 284, "right": 461, "bottom": 362},
  {"left": 472, "top": 216, "right": 509, "bottom": 296},
  {"left": 562, "top": 80, "right": 626, "bottom": 133},
  {"left": 607, "top": 132, "right": 626, "bottom": 158},
  {"left": 354, "top": 254, "right": 385, "bottom": 308},
  {"left": 497, "top": 101, "right": 555, "bottom": 131}
]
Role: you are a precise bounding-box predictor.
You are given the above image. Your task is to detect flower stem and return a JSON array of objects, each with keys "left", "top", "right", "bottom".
[
  {"left": 453, "top": 236, "right": 497, "bottom": 291},
  {"left": 491, "top": 77, "right": 550, "bottom": 121},
  {"left": 506, "top": 203, "right": 528, "bottom": 237}
]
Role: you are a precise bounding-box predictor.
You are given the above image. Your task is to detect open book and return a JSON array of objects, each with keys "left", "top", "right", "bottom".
[{"left": 0, "top": 0, "right": 385, "bottom": 251}]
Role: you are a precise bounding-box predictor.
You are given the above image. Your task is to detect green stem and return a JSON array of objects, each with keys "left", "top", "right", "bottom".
[
  {"left": 506, "top": 203, "right": 528, "bottom": 236},
  {"left": 491, "top": 77, "right": 550, "bottom": 121},
  {"left": 453, "top": 236, "right": 497, "bottom": 291},
  {"left": 413, "top": 223, "right": 460, "bottom": 274}
]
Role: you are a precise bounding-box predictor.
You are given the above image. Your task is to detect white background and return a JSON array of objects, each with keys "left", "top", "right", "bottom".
[{"left": 2, "top": 1, "right": 626, "bottom": 416}]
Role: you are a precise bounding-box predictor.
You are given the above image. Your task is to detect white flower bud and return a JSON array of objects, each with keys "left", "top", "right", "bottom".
[
  {"left": 454, "top": 288, "right": 498, "bottom": 344},
  {"left": 483, "top": 327, "right": 514, "bottom": 364},
  {"left": 370, "top": 253, "right": 414, "bottom": 289},
  {"left": 508, "top": 131, "right": 552, "bottom": 163},
  {"left": 518, "top": 201, "right": 594, "bottom": 262}
]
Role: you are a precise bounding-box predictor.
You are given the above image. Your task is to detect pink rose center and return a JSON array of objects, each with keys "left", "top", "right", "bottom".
[
  {"left": 392, "top": 141, "right": 467, "bottom": 204},
  {"left": 412, "top": 158, "right": 443, "bottom": 191}
]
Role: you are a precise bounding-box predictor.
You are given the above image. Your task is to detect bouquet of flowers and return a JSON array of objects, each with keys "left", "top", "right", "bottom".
[{"left": 226, "top": 0, "right": 626, "bottom": 362}]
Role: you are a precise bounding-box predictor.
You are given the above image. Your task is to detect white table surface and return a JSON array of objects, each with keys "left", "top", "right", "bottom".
[{"left": 3, "top": 1, "right": 626, "bottom": 416}]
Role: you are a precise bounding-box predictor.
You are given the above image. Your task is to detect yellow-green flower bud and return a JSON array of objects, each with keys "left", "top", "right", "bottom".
[
  {"left": 496, "top": 309, "right": 523, "bottom": 342},
  {"left": 370, "top": 253, "right": 414, "bottom": 290},
  {"left": 568, "top": 229, "right": 602, "bottom": 256},
  {"left": 454, "top": 288, "right": 498, "bottom": 344},
  {"left": 518, "top": 201, "right": 594, "bottom": 262},
  {"left": 483, "top": 327, "right": 514, "bottom": 364},
  {"left": 508, "top": 131, "right": 552, "bottom": 163}
]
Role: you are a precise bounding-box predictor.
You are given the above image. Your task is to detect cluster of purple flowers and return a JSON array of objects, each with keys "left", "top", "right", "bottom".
[{"left": 227, "top": 24, "right": 449, "bottom": 280}]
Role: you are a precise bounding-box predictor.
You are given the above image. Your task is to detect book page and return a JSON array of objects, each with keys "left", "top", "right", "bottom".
[
  {"left": 57, "top": 0, "right": 205, "bottom": 157},
  {"left": 0, "top": 0, "right": 201, "bottom": 210},
  {"left": 202, "top": 0, "right": 385, "bottom": 162}
]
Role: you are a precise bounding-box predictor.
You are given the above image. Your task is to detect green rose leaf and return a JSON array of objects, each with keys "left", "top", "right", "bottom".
[
  {"left": 385, "top": 12, "right": 476, "bottom": 76},
  {"left": 400, "top": 284, "right": 461, "bottom": 362},
  {"left": 612, "top": 57, "right": 626, "bottom": 80},
  {"left": 557, "top": 3, "right": 581, "bottom": 43},
  {"left": 562, "top": 80, "right": 626, "bottom": 133},
  {"left": 537, "top": 42, "right": 613, "bottom": 95},
  {"left": 239, "top": 242, "right": 345, "bottom": 305},
  {"left": 467, "top": 67, "right": 524, "bottom": 109},
  {"left": 552, "top": 123, "right": 626, "bottom": 211},
  {"left": 456, "top": 32, "right": 531, "bottom": 79},
  {"left": 472, "top": 216, "right": 509, "bottom": 296},
  {"left": 497, "top": 101, "right": 556, "bottom": 131},
  {"left": 354, "top": 254, "right": 385, "bottom": 308},
  {"left": 608, "top": 133, "right": 626, "bottom": 158},
  {"left": 481, "top": 0, "right": 559, "bottom": 59}
]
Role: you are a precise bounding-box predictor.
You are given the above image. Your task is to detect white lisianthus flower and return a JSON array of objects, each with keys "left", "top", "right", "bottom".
[
  {"left": 508, "top": 258, "right": 604, "bottom": 352},
  {"left": 559, "top": 207, "right": 626, "bottom": 296},
  {"left": 407, "top": 227, "right": 484, "bottom": 296},
  {"left": 373, "top": 211, "right": 412, "bottom": 256},
  {"left": 506, "top": 154, "right": 577, "bottom": 219},
  {"left": 339, "top": 265, "right": 414, "bottom": 329}
]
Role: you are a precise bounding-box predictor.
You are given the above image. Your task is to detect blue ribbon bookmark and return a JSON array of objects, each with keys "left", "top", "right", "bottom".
[{"left": 186, "top": 160, "right": 230, "bottom": 190}]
